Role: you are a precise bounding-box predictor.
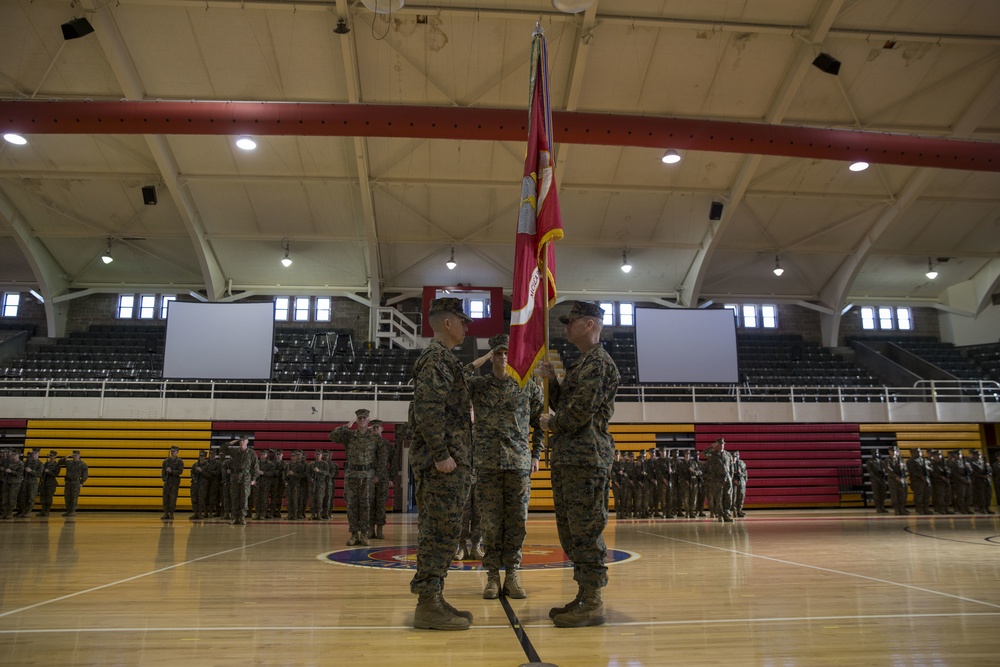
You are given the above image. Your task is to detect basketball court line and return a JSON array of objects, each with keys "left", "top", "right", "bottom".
[
  {"left": 2, "top": 612, "right": 998, "bottom": 635},
  {"left": 637, "top": 529, "right": 1000, "bottom": 609},
  {"left": 0, "top": 533, "right": 295, "bottom": 620}
]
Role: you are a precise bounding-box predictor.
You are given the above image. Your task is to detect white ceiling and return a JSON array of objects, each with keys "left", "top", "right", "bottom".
[{"left": 1, "top": 0, "right": 999, "bottom": 324}]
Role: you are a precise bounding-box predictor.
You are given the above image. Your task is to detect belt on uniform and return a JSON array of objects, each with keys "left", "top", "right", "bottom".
[{"left": 347, "top": 465, "right": 371, "bottom": 472}]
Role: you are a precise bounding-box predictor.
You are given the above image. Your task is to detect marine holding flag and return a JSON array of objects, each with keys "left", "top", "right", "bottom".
[{"left": 507, "top": 27, "right": 563, "bottom": 387}]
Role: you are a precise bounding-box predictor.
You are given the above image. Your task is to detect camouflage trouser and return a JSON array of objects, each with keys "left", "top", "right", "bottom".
[
  {"left": 889, "top": 479, "right": 908, "bottom": 514},
  {"left": 552, "top": 465, "right": 610, "bottom": 589},
  {"left": 732, "top": 479, "right": 746, "bottom": 514},
  {"left": 40, "top": 479, "right": 57, "bottom": 514},
  {"left": 2, "top": 477, "right": 22, "bottom": 517},
  {"left": 609, "top": 478, "right": 621, "bottom": 512},
  {"left": 324, "top": 480, "right": 334, "bottom": 517},
  {"left": 256, "top": 478, "right": 272, "bottom": 518},
  {"left": 410, "top": 465, "right": 471, "bottom": 596},
  {"left": 230, "top": 478, "right": 252, "bottom": 520},
  {"left": 459, "top": 481, "right": 480, "bottom": 543},
  {"left": 311, "top": 478, "right": 327, "bottom": 519},
  {"left": 716, "top": 476, "right": 733, "bottom": 516},
  {"left": 222, "top": 479, "right": 232, "bottom": 517},
  {"left": 656, "top": 478, "right": 669, "bottom": 516},
  {"left": 271, "top": 480, "right": 285, "bottom": 517},
  {"left": 19, "top": 477, "right": 39, "bottom": 515},
  {"left": 207, "top": 478, "right": 221, "bottom": 515},
  {"left": 192, "top": 477, "right": 209, "bottom": 516},
  {"left": 477, "top": 470, "right": 531, "bottom": 572},
  {"left": 871, "top": 478, "right": 887, "bottom": 511},
  {"left": 912, "top": 481, "right": 931, "bottom": 514},
  {"left": 64, "top": 480, "right": 82, "bottom": 513},
  {"left": 952, "top": 480, "right": 970, "bottom": 513},
  {"left": 345, "top": 474, "right": 372, "bottom": 534},
  {"left": 370, "top": 480, "right": 390, "bottom": 526},
  {"left": 972, "top": 478, "right": 990, "bottom": 513},
  {"left": 704, "top": 476, "right": 719, "bottom": 515},
  {"left": 162, "top": 478, "right": 180, "bottom": 513},
  {"left": 932, "top": 480, "right": 951, "bottom": 513}
]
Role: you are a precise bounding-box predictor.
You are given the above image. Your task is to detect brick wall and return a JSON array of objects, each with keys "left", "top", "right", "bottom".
[{"left": 1, "top": 291, "right": 47, "bottom": 334}]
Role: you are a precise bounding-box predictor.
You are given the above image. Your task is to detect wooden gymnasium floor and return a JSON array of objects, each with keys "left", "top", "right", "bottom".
[{"left": 2, "top": 510, "right": 999, "bottom": 666}]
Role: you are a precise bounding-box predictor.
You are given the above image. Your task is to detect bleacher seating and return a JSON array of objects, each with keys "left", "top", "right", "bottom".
[{"left": 962, "top": 343, "right": 1000, "bottom": 383}]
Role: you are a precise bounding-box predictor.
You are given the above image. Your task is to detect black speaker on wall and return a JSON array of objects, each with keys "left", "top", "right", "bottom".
[
  {"left": 142, "top": 185, "right": 157, "bottom": 206},
  {"left": 709, "top": 201, "right": 724, "bottom": 221},
  {"left": 812, "top": 52, "right": 841, "bottom": 76},
  {"left": 61, "top": 17, "right": 94, "bottom": 41}
]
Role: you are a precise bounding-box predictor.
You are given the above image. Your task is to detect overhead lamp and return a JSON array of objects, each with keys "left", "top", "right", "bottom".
[
  {"left": 333, "top": 18, "right": 351, "bottom": 34},
  {"left": 361, "top": 0, "right": 404, "bottom": 13},
  {"left": 61, "top": 17, "right": 94, "bottom": 41},
  {"left": 101, "top": 239, "right": 114, "bottom": 264},
  {"left": 446, "top": 246, "right": 457, "bottom": 270},
  {"left": 235, "top": 136, "right": 257, "bottom": 151},
  {"left": 812, "top": 52, "right": 841, "bottom": 76},
  {"left": 660, "top": 149, "right": 681, "bottom": 164},
  {"left": 621, "top": 248, "right": 632, "bottom": 274},
  {"left": 773, "top": 256, "right": 784, "bottom": 277},
  {"left": 925, "top": 257, "right": 937, "bottom": 280},
  {"left": 280, "top": 237, "right": 293, "bottom": 267},
  {"left": 3, "top": 133, "right": 27, "bottom": 145},
  {"left": 849, "top": 161, "right": 870, "bottom": 172},
  {"left": 552, "top": 0, "right": 596, "bottom": 13}
]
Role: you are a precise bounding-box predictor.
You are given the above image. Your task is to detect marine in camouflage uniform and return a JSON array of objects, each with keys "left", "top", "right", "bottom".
[
  {"left": 39, "top": 450, "right": 62, "bottom": 517},
  {"left": 947, "top": 450, "right": 970, "bottom": 514},
  {"left": 286, "top": 450, "right": 307, "bottom": 520},
  {"left": 704, "top": 438, "right": 734, "bottom": 522},
  {"left": 967, "top": 450, "right": 992, "bottom": 514},
  {"left": 906, "top": 448, "right": 932, "bottom": 515},
  {"left": 609, "top": 451, "right": 623, "bottom": 515},
  {"left": 17, "top": 448, "right": 42, "bottom": 518},
  {"left": 465, "top": 333, "right": 544, "bottom": 599},
  {"left": 866, "top": 451, "right": 888, "bottom": 513},
  {"left": 329, "top": 408, "right": 379, "bottom": 545},
  {"left": 2, "top": 449, "right": 25, "bottom": 519},
  {"left": 731, "top": 451, "right": 748, "bottom": 518},
  {"left": 62, "top": 451, "right": 89, "bottom": 517},
  {"left": 883, "top": 447, "right": 908, "bottom": 516},
  {"left": 255, "top": 450, "right": 275, "bottom": 520},
  {"left": 408, "top": 297, "right": 475, "bottom": 631},
  {"left": 205, "top": 450, "right": 222, "bottom": 517},
  {"left": 539, "top": 301, "right": 620, "bottom": 629},
  {"left": 929, "top": 450, "right": 952, "bottom": 514},
  {"left": 368, "top": 420, "right": 396, "bottom": 538},
  {"left": 221, "top": 453, "right": 234, "bottom": 520},
  {"left": 310, "top": 450, "right": 329, "bottom": 521},
  {"left": 325, "top": 452, "right": 338, "bottom": 520},
  {"left": 189, "top": 450, "right": 209, "bottom": 520},
  {"left": 271, "top": 449, "right": 287, "bottom": 519},
  {"left": 223, "top": 436, "right": 260, "bottom": 525},
  {"left": 161, "top": 446, "right": 185, "bottom": 520}
]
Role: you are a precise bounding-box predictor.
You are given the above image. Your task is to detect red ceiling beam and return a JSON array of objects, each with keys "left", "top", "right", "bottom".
[{"left": 1, "top": 100, "right": 998, "bottom": 172}]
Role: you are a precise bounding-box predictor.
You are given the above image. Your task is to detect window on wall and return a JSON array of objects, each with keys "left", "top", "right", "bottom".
[
  {"left": 619, "top": 303, "right": 635, "bottom": 326},
  {"left": 138, "top": 294, "right": 156, "bottom": 319},
  {"left": 861, "top": 306, "right": 912, "bottom": 330},
  {"left": 469, "top": 299, "right": 487, "bottom": 319},
  {"left": 315, "top": 297, "right": 332, "bottom": 322},
  {"left": 274, "top": 297, "right": 290, "bottom": 321},
  {"left": 725, "top": 303, "right": 779, "bottom": 329},
  {"left": 2, "top": 292, "right": 19, "bottom": 317},
  {"left": 160, "top": 295, "right": 176, "bottom": 319},
  {"left": 599, "top": 302, "right": 614, "bottom": 326},
  {"left": 118, "top": 295, "right": 135, "bottom": 319},
  {"left": 293, "top": 297, "right": 310, "bottom": 322}
]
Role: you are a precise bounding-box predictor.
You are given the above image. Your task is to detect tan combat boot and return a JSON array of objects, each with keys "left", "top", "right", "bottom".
[
  {"left": 503, "top": 569, "right": 526, "bottom": 599},
  {"left": 358, "top": 531, "right": 370, "bottom": 547},
  {"left": 346, "top": 532, "right": 359, "bottom": 546},
  {"left": 470, "top": 542, "right": 484, "bottom": 559},
  {"left": 413, "top": 592, "right": 471, "bottom": 631},
  {"left": 548, "top": 586, "right": 582, "bottom": 619},
  {"left": 374, "top": 524, "right": 384, "bottom": 539},
  {"left": 553, "top": 587, "right": 606, "bottom": 628},
  {"left": 454, "top": 541, "right": 467, "bottom": 561},
  {"left": 441, "top": 594, "right": 473, "bottom": 622},
  {"left": 482, "top": 571, "right": 501, "bottom": 599}
]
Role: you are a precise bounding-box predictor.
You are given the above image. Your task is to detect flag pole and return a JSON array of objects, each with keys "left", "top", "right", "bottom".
[{"left": 542, "top": 239, "right": 550, "bottom": 464}]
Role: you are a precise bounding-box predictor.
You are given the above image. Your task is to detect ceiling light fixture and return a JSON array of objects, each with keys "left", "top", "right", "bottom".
[
  {"left": 3, "top": 133, "right": 27, "bottom": 145},
  {"left": 361, "top": 0, "right": 404, "bottom": 13},
  {"left": 235, "top": 136, "right": 257, "bottom": 151},
  {"left": 280, "top": 237, "right": 292, "bottom": 267},
  {"left": 660, "top": 149, "right": 681, "bottom": 164},
  {"left": 101, "top": 239, "right": 114, "bottom": 264},
  {"left": 925, "top": 257, "right": 938, "bottom": 280},
  {"left": 333, "top": 17, "right": 351, "bottom": 34},
  {"left": 621, "top": 248, "right": 632, "bottom": 273},
  {"left": 773, "top": 255, "right": 784, "bottom": 277},
  {"left": 849, "top": 161, "right": 870, "bottom": 172},
  {"left": 552, "top": 0, "right": 596, "bottom": 14},
  {"left": 446, "top": 246, "right": 457, "bottom": 270}
]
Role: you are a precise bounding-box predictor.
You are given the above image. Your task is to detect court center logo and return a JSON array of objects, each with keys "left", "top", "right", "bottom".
[{"left": 318, "top": 544, "right": 639, "bottom": 571}]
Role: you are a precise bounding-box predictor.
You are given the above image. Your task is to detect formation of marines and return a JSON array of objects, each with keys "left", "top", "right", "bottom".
[
  {"left": 610, "top": 441, "right": 748, "bottom": 521},
  {"left": 1, "top": 448, "right": 87, "bottom": 518},
  {"left": 867, "top": 447, "right": 996, "bottom": 515}
]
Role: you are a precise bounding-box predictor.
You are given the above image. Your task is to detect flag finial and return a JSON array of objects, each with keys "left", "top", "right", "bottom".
[{"left": 533, "top": 21, "right": 544, "bottom": 36}]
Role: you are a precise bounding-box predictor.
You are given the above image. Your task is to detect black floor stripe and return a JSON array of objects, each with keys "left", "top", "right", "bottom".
[{"left": 498, "top": 593, "right": 545, "bottom": 665}]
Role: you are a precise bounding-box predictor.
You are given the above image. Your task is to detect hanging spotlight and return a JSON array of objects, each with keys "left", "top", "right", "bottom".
[
  {"left": 3, "top": 133, "right": 27, "bottom": 145},
  {"left": 621, "top": 248, "right": 632, "bottom": 274},
  {"left": 773, "top": 255, "right": 784, "bottom": 277},
  {"left": 333, "top": 17, "right": 351, "bottom": 34},
  {"left": 925, "top": 257, "right": 938, "bottom": 280},
  {"left": 235, "top": 136, "right": 257, "bottom": 151},
  {"left": 101, "top": 239, "right": 114, "bottom": 264},
  {"left": 280, "top": 237, "right": 293, "bottom": 267},
  {"left": 849, "top": 161, "right": 870, "bottom": 172},
  {"left": 660, "top": 149, "right": 681, "bottom": 164},
  {"left": 446, "top": 246, "right": 457, "bottom": 270}
]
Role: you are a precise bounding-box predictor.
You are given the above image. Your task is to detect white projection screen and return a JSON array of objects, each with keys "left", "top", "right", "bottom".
[
  {"left": 163, "top": 302, "right": 275, "bottom": 380},
  {"left": 635, "top": 308, "right": 739, "bottom": 384}
]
